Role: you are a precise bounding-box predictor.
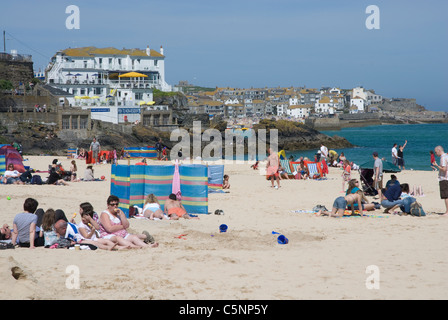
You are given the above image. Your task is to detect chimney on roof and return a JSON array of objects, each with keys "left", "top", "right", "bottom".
[
  {"left": 160, "top": 45, "right": 164, "bottom": 55},
  {"left": 146, "top": 45, "right": 150, "bottom": 56}
]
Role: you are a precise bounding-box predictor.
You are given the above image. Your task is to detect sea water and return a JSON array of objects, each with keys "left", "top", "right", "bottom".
[{"left": 286, "top": 123, "right": 448, "bottom": 171}]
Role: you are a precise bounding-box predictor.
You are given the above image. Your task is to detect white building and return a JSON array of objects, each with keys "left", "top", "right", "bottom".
[
  {"left": 287, "top": 105, "right": 312, "bottom": 118},
  {"left": 45, "top": 45, "right": 172, "bottom": 123},
  {"left": 350, "top": 96, "right": 365, "bottom": 113},
  {"left": 315, "top": 96, "right": 337, "bottom": 115}
]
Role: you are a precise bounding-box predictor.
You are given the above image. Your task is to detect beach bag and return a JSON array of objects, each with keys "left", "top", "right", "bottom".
[
  {"left": 410, "top": 201, "right": 426, "bottom": 217},
  {"left": 30, "top": 175, "right": 42, "bottom": 185}
]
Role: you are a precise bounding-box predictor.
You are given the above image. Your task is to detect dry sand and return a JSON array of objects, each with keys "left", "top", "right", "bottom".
[{"left": 1, "top": 156, "right": 447, "bottom": 300}]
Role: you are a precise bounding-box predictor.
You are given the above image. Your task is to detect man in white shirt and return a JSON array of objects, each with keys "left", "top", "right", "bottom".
[
  {"left": 320, "top": 144, "right": 328, "bottom": 162},
  {"left": 434, "top": 146, "right": 448, "bottom": 216},
  {"left": 391, "top": 143, "right": 398, "bottom": 166}
]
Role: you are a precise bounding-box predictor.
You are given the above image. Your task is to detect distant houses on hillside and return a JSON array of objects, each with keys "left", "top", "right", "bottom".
[{"left": 181, "top": 84, "right": 384, "bottom": 119}]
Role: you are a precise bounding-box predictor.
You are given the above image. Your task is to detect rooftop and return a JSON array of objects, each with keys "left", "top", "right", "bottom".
[{"left": 59, "top": 46, "right": 164, "bottom": 58}]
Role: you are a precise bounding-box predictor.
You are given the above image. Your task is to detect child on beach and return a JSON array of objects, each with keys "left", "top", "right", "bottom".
[
  {"left": 70, "top": 160, "right": 78, "bottom": 182},
  {"left": 223, "top": 174, "right": 231, "bottom": 189},
  {"left": 39, "top": 209, "right": 59, "bottom": 247},
  {"left": 77, "top": 207, "right": 119, "bottom": 250},
  {"left": 341, "top": 160, "right": 351, "bottom": 192},
  {"left": 161, "top": 147, "right": 168, "bottom": 161},
  {"left": 430, "top": 150, "right": 437, "bottom": 171}
]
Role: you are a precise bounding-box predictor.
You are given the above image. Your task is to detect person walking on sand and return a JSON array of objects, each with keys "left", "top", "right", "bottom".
[
  {"left": 90, "top": 137, "right": 101, "bottom": 165},
  {"left": 266, "top": 147, "right": 280, "bottom": 189},
  {"left": 433, "top": 146, "right": 448, "bottom": 216}
]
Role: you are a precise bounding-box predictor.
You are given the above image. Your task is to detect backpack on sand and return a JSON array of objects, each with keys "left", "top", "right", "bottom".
[{"left": 410, "top": 201, "right": 426, "bottom": 217}]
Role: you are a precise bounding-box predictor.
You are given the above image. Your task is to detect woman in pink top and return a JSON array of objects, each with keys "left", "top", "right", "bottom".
[{"left": 100, "top": 195, "right": 158, "bottom": 249}]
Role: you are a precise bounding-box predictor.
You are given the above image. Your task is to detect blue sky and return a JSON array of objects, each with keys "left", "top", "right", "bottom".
[{"left": 1, "top": 0, "right": 447, "bottom": 111}]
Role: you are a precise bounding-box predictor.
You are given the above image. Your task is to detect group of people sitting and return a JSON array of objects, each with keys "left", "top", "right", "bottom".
[
  {"left": 0, "top": 196, "right": 159, "bottom": 250},
  {"left": 0, "top": 159, "right": 103, "bottom": 186},
  {"left": 317, "top": 175, "right": 421, "bottom": 217}
]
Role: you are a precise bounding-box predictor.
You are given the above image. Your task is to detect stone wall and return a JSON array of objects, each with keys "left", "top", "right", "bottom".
[{"left": 0, "top": 60, "right": 34, "bottom": 87}]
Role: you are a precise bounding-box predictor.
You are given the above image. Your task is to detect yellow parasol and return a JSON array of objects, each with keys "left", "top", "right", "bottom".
[
  {"left": 146, "top": 101, "right": 156, "bottom": 105},
  {"left": 118, "top": 72, "right": 148, "bottom": 78}
]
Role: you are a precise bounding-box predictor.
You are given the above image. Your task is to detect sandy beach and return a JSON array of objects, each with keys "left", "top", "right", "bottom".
[{"left": 1, "top": 155, "right": 447, "bottom": 300}]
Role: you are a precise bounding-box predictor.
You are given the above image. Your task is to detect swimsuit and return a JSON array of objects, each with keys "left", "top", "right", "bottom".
[
  {"left": 168, "top": 207, "right": 187, "bottom": 218},
  {"left": 333, "top": 196, "right": 348, "bottom": 209},
  {"left": 267, "top": 166, "right": 279, "bottom": 177}
]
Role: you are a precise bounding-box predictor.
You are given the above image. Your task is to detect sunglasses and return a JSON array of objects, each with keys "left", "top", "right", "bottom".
[{"left": 108, "top": 202, "right": 119, "bottom": 207}]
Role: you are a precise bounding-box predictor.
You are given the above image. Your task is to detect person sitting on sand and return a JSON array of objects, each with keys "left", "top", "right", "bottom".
[
  {"left": 164, "top": 193, "right": 199, "bottom": 220},
  {"left": 398, "top": 183, "right": 417, "bottom": 215},
  {"left": 345, "top": 179, "right": 375, "bottom": 211},
  {"left": 250, "top": 161, "right": 259, "bottom": 170},
  {"left": 99, "top": 195, "right": 158, "bottom": 248},
  {"left": 4, "top": 164, "right": 24, "bottom": 185},
  {"left": 299, "top": 160, "right": 308, "bottom": 180},
  {"left": 47, "top": 168, "right": 69, "bottom": 186},
  {"left": 77, "top": 204, "right": 121, "bottom": 250},
  {"left": 380, "top": 183, "right": 404, "bottom": 213},
  {"left": 39, "top": 209, "right": 59, "bottom": 247},
  {"left": 78, "top": 148, "right": 87, "bottom": 160},
  {"left": 316, "top": 192, "right": 363, "bottom": 217},
  {"left": 278, "top": 166, "right": 289, "bottom": 180},
  {"left": 142, "top": 194, "right": 167, "bottom": 220},
  {"left": 385, "top": 175, "right": 400, "bottom": 189},
  {"left": 223, "top": 174, "right": 231, "bottom": 189},
  {"left": 11, "top": 198, "right": 44, "bottom": 248},
  {"left": 84, "top": 165, "right": 95, "bottom": 181}
]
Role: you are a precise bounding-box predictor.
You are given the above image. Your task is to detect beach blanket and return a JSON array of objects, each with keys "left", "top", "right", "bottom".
[{"left": 291, "top": 209, "right": 389, "bottom": 218}]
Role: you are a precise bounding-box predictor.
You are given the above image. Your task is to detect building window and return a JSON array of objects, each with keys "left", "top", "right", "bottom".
[
  {"left": 62, "top": 116, "right": 70, "bottom": 130},
  {"left": 80, "top": 116, "right": 88, "bottom": 129},
  {"left": 71, "top": 116, "right": 78, "bottom": 130}
]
